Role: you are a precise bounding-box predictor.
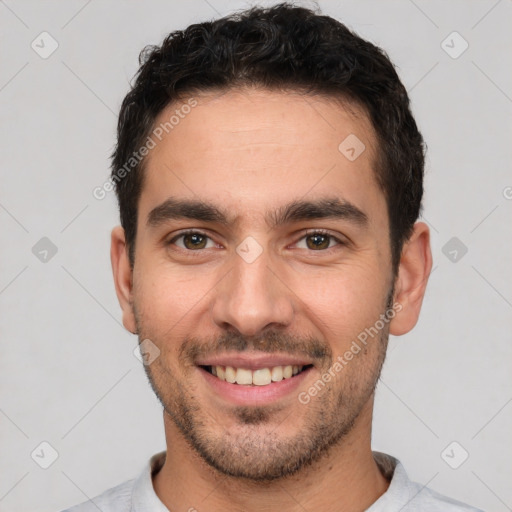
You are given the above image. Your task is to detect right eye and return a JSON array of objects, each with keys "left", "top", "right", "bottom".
[{"left": 167, "top": 230, "right": 218, "bottom": 251}]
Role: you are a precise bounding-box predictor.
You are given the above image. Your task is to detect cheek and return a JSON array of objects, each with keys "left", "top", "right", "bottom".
[
  {"left": 135, "top": 263, "right": 215, "bottom": 322},
  {"left": 132, "top": 274, "right": 204, "bottom": 367},
  {"left": 291, "top": 265, "right": 389, "bottom": 353}
]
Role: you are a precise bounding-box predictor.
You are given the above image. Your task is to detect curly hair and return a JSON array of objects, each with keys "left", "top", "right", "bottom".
[{"left": 111, "top": 2, "right": 425, "bottom": 272}]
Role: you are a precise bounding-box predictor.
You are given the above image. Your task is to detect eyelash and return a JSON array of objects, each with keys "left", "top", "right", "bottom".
[{"left": 167, "top": 229, "right": 345, "bottom": 255}]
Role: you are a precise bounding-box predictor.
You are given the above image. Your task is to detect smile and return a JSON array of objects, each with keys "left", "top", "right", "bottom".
[{"left": 202, "top": 364, "right": 313, "bottom": 386}]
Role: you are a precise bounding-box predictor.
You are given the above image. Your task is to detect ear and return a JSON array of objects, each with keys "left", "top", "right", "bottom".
[
  {"left": 110, "top": 226, "right": 137, "bottom": 334},
  {"left": 389, "top": 222, "right": 432, "bottom": 336}
]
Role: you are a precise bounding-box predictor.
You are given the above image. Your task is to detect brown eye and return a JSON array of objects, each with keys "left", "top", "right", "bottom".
[
  {"left": 169, "top": 231, "right": 214, "bottom": 251},
  {"left": 183, "top": 233, "right": 207, "bottom": 250},
  {"left": 306, "top": 233, "right": 331, "bottom": 250},
  {"left": 295, "top": 230, "right": 344, "bottom": 251}
]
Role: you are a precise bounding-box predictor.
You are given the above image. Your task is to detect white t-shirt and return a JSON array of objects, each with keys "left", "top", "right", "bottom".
[{"left": 60, "top": 451, "right": 484, "bottom": 512}]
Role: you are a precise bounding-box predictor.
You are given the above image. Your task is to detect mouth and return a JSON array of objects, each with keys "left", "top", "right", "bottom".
[
  {"left": 195, "top": 353, "right": 316, "bottom": 405},
  {"left": 201, "top": 364, "right": 314, "bottom": 386}
]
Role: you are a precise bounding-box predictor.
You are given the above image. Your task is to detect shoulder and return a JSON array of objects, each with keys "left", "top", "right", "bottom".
[
  {"left": 59, "top": 477, "right": 135, "bottom": 512},
  {"left": 404, "top": 482, "right": 484, "bottom": 511},
  {"left": 58, "top": 451, "right": 167, "bottom": 512},
  {"left": 371, "top": 452, "right": 484, "bottom": 512}
]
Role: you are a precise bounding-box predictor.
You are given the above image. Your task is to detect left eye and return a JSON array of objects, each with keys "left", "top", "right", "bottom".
[{"left": 295, "top": 230, "right": 343, "bottom": 251}]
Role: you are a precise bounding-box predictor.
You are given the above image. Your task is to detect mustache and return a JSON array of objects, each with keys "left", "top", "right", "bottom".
[{"left": 179, "top": 329, "right": 332, "bottom": 367}]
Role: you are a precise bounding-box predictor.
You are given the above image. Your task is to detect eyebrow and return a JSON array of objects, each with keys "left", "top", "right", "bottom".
[{"left": 146, "top": 196, "right": 368, "bottom": 230}]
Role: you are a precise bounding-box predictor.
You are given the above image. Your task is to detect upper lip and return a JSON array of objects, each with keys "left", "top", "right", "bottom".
[{"left": 195, "top": 352, "right": 313, "bottom": 370}]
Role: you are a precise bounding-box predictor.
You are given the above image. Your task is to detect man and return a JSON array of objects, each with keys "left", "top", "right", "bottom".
[{"left": 64, "top": 3, "right": 482, "bottom": 511}]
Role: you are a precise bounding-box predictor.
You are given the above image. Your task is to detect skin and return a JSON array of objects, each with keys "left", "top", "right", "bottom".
[{"left": 111, "top": 88, "right": 432, "bottom": 512}]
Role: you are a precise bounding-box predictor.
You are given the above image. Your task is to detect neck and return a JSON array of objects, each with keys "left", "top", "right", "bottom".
[{"left": 153, "top": 399, "right": 389, "bottom": 512}]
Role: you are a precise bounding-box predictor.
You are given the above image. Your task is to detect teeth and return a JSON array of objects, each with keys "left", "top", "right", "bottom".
[
  {"left": 235, "top": 368, "right": 253, "bottom": 385},
  {"left": 271, "top": 366, "right": 283, "bottom": 382},
  {"left": 253, "top": 368, "right": 272, "bottom": 386},
  {"left": 225, "top": 366, "right": 236, "bottom": 383},
  {"left": 209, "top": 364, "right": 305, "bottom": 386}
]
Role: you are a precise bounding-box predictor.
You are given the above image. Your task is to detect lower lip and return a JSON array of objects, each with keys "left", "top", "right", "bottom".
[{"left": 199, "top": 366, "right": 313, "bottom": 406}]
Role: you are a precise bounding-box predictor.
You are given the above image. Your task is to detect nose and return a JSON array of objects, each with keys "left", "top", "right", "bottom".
[{"left": 210, "top": 245, "right": 295, "bottom": 337}]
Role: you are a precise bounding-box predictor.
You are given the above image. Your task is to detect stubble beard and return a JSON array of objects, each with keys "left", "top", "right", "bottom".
[{"left": 134, "top": 294, "right": 391, "bottom": 482}]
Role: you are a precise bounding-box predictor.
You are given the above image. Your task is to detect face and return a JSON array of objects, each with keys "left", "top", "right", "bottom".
[{"left": 125, "top": 89, "right": 399, "bottom": 480}]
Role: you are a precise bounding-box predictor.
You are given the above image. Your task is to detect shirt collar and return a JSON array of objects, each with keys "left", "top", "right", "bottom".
[
  {"left": 367, "top": 451, "right": 415, "bottom": 511},
  {"left": 131, "top": 450, "right": 168, "bottom": 512}
]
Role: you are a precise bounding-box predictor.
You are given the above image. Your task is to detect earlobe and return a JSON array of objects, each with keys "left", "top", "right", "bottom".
[
  {"left": 389, "top": 222, "right": 433, "bottom": 336},
  {"left": 110, "top": 226, "right": 137, "bottom": 334}
]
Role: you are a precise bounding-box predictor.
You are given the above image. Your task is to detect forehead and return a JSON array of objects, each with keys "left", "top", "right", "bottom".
[{"left": 139, "top": 88, "right": 386, "bottom": 230}]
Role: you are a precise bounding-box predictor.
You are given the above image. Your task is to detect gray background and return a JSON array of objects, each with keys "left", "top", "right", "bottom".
[{"left": 1, "top": 1, "right": 511, "bottom": 511}]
